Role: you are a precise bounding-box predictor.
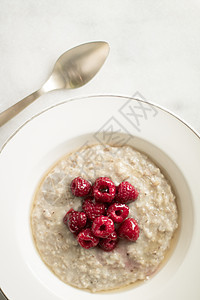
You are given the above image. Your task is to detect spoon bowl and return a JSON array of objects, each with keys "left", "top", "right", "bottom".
[
  {"left": 42, "top": 41, "right": 110, "bottom": 92},
  {"left": 0, "top": 41, "right": 109, "bottom": 126}
]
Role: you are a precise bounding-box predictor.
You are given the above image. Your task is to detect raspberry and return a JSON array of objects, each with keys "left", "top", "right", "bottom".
[
  {"left": 99, "top": 231, "right": 118, "bottom": 252},
  {"left": 93, "top": 177, "right": 116, "bottom": 203},
  {"left": 70, "top": 177, "right": 91, "bottom": 197},
  {"left": 64, "top": 177, "right": 140, "bottom": 252},
  {"left": 82, "top": 198, "right": 106, "bottom": 221},
  {"left": 115, "top": 181, "right": 139, "bottom": 203},
  {"left": 107, "top": 203, "right": 129, "bottom": 223},
  {"left": 106, "top": 230, "right": 118, "bottom": 240},
  {"left": 91, "top": 216, "right": 114, "bottom": 238},
  {"left": 118, "top": 218, "right": 140, "bottom": 241},
  {"left": 63, "top": 210, "right": 87, "bottom": 234},
  {"left": 77, "top": 228, "right": 99, "bottom": 249},
  {"left": 63, "top": 208, "right": 74, "bottom": 224}
]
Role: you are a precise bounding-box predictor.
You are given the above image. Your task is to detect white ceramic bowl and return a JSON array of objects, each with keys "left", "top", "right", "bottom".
[{"left": 0, "top": 95, "right": 200, "bottom": 300}]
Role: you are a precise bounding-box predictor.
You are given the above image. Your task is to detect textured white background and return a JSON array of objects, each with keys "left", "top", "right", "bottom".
[{"left": 0, "top": 0, "right": 200, "bottom": 298}]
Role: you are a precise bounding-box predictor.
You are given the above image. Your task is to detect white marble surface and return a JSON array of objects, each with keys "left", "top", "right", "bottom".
[{"left": 0, "top": 0, "right": 200, "bottom": 298}]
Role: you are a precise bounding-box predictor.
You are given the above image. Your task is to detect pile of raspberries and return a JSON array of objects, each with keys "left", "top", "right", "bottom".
[{"left": 63, "top": 176, "right": 140, "bottom": 252}]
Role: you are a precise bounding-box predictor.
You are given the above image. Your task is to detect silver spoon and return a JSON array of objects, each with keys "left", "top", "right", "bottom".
[{"left": 0, "top": 41, "right": 110, "bottom": 127}]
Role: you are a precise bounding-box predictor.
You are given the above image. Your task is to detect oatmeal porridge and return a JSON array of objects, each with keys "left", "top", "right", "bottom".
[{"left": 31, "top": 144, "right": 178, "bottom": 292}]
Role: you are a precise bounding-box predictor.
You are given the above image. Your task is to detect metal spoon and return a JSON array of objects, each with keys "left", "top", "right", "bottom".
[{"left": 0, "top": 41, "right": 110, "bottom": 127}]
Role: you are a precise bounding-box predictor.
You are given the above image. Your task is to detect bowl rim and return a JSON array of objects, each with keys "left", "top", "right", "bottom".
[{"left": 1, "top": 94, "right": 199, "bottom": 155}]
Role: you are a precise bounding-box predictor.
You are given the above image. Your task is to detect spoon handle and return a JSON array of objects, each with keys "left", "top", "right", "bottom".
[{"left": 0, "top": 89, "right": 44, "bottom": 127}]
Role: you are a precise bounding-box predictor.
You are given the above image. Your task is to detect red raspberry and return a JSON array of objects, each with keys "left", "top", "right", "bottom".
[
  {"left": 63, "top": 208, "right": 74, "bottom": 223},
  {"left": 118, "top": 218, "right": 140, "bottom": 241},
  {"left": 99, "top": 231, "right": 118, "bottom": 252},
  {"left": 91, "top": 216, "right": 114, "bottom": 238},
  {"left": 107, "top": 203, "right": 129, "bottom": 223},
  {"left": 107, "top": 230, "right": 118, "bottom": 240},
  {"left": 82, "top": 198, "right": 106, "bottom": 221},
  {"left": 115, "top": 181, "right": 139, "bottom": 203},
  {"left": 70, "top": 177, "right": 91, "bottom": 197},
  {"left": 77, "top": 228, "right": 99, "bottom": 249},
  {"left": 93, "top": 177, "right": 116, "bottom": 203},
  {"left": 63, "top": 210, "right": 87, "bottom": 234}
]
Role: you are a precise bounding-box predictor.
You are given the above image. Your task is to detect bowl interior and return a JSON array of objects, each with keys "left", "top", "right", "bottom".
[{"left": 16, "top": 132, "right": 193, "bottom": 299}]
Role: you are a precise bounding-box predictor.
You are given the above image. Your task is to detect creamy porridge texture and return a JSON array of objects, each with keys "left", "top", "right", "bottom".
[{"left": 31, "top": 144, "right": 178, "bottom": 292}]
